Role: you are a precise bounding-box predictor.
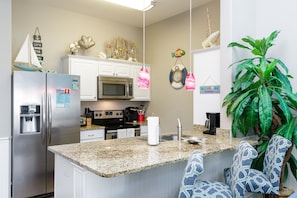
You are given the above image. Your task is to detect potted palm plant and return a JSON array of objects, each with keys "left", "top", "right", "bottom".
[{"left": 222, "top": 30, "right": 297, "bottom": 195}]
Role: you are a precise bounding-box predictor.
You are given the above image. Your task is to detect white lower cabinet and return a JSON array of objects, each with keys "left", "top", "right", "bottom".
[
  {"left": 140, "top": 125, "right": 148, "bottom": 136},
  {"left": 80, "top": 129, "right": 105, "bottom": 142},
  {"left": 73, "top": 164, "right": 86, "bottom": 198},
  {"left": 117, "top": 128, "right": 135, "bottom": 139}
]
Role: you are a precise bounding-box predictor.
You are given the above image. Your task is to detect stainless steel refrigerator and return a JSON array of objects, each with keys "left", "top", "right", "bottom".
[{"left": 12, "top": 71, "right": 80, "bottom": 198}]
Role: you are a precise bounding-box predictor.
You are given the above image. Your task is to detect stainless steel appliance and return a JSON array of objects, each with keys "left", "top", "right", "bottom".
[
  {"left": 124, "top": 106, "right": 139, "bottom": 122},
  {"left": 97, "top": 76, "right": 133, "bottom": 100},
  {"left": 12, "top": 71, "right": 80, "bottom": 198},
  {"left": 92, "top": 110, "right": 140, "bottom": 139},
  {"left": 203, "top": 112, "right": 220, "bottom": 135}
]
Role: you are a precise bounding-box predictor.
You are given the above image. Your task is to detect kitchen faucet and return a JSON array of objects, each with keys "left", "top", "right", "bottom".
[{"left": 177, "top": 118, "right": 182, "bottom": 140}]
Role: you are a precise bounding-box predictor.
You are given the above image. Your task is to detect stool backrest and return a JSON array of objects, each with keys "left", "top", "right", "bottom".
[
  {"left": 229, "top": 141, "right": 258, "bottom": 197},
  {"left": 263, "top": 134, "right": 292, "bottom": 193}
]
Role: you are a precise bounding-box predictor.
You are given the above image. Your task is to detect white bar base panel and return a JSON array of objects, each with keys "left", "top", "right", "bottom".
[{"left": 55, "top": 150, "right": 236, "bottom": 198}]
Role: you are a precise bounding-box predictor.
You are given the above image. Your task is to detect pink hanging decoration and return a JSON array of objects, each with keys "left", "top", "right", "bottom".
[
  {"left": 137, "top": 66, "right": 150, "bottom": 89},
  {"left": 185, "top": 72, "right": 195, "bottom": 91}
]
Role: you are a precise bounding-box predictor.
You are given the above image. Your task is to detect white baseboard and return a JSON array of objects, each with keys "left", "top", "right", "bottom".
[{"left": 0, "top": 137, "right": 11, "bottom": 198}]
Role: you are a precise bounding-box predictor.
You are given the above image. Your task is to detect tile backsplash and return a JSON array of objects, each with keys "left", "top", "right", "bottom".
[{"left": 81, "top": 101, "right": 149, "bottom": 116}]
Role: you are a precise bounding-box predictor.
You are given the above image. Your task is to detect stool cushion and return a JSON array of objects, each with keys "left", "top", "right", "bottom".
[
  {"left": 246, "top": 169, "right": 273, "bottom": 193},
  {"left": 192, "top": 180, "right": 232, "bottom": 198}
]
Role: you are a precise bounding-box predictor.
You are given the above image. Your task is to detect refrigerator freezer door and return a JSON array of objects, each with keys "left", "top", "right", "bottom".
[
  {"left": 12, "top": 71, "right": 47, "bottom": 198},
  {"left": 46, "top": 73, "right": 80, "bottom": 192}
]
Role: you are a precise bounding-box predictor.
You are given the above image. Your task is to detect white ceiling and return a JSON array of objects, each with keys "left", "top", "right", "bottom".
[{"left": 23, "top": 0, "right": 213, "bottom": 28}]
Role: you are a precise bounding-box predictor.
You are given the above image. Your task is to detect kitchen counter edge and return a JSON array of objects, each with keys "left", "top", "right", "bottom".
[{"left": 49, "top": 126, "right": 258, "bottom": 178}]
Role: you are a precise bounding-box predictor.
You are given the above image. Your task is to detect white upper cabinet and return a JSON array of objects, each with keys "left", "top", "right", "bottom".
[
  {"left": 62, "top": 55, "right": 151, "bottom": 101},
  {"left": 98, "top": 61, "right": 130, "bottom": 77},
  {"left": 130, "top": 64, "right": 151, "bottom": 101},
  {"left": 62, "top": 56, "right": 98, "bottom": 101}
]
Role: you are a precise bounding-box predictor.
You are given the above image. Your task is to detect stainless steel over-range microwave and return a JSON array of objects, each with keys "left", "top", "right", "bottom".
[{"left": 97, "top": 76, "right": 133, "bottom": 100}]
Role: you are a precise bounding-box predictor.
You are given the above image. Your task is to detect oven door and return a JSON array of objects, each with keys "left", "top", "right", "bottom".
[{"left": 106, "top": 129, "right": 117, "bottom": 139}]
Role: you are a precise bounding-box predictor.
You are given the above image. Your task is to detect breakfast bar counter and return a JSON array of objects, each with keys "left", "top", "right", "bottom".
[{"left": 49, "top": 126, "right": 258, "bottom": 198}]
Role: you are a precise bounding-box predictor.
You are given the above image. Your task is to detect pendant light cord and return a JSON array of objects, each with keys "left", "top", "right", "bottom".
[
  {"left": 143, "top": 9, "right": 146, "bottom": 68},
  {"left": 189, "top": 0, "right": 192, "bottom": 73}
]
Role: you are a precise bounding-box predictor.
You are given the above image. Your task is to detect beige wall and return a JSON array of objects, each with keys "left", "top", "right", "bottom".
[
  {"left": 12, "top": 0, "right": 143, "bottom": 72},
  {"left": 146, "top": 0, "right": 220, "bottom": 132},
  {"left": 0, "top": 0, "right": 11, "bottom": 138},
  {"left": 12, "top": 0, "right": 220, "bottom": 132}
]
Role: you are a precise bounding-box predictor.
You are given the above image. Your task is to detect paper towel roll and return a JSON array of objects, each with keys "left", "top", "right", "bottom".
[{"left": 147, "top": 116, "right": 159, "bottom": 145}]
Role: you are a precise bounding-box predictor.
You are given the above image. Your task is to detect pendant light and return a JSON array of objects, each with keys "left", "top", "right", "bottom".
[
  {"left": 137, "top": 3, "right": 150, "bottom": 89},
  {"left": 185, "top": 0, "right": 196, "bottom": 91}
]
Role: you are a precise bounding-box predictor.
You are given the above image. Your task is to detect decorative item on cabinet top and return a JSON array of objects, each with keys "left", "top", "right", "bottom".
[
  {"left": 13, "top": 34, "right": 42, "bottom": 72},
  {"left": 69, "top": 35, "right": 95, "bottom": 55},
  {"left": 33, "top": 27, "right": 43, "bottom": 66},
  {"left": 202, "top": 8, "right": 220, "bottom": 49},
  {"left": 104, "top": 37, "right": 137, "bottom": 62}
]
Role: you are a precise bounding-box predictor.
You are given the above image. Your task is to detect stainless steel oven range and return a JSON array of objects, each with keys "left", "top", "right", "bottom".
[{"left": 92, "top": 110, "right": 140, "bottom": 139}]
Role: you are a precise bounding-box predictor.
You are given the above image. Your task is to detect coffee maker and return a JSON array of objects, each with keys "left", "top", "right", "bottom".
[
  {"left": 124, "top": 107, "right": 139, "bottom": 122},
  {"left": 203, "top": 112, "right": 220, "bottom": 135}
]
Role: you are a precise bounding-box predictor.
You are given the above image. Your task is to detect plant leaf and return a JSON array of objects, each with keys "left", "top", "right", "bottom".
[
  {"left": 273, "top": 91, "right": 291, "bottom": 122},
  {"left": 273, "top": 67, "right": 292, "bottom": 91},
  {"left": 242, "top": 36, "right": 256, "bottom": 48},
  {"left": 245, "top": 97, "right": 259, "bottom": 128},
  {"left": 227, "top": 42, "right": 250, "bottom": 50},
  {"left": 263, "top": 59, "right": 278, "bottom": 81},
  {"left": 275, "top": 117, "right": 295, "bottom": 140},
  {"left": 288, "top": 156, "right": 297, "bottom": 180},
  {"left": 231, "top": 119, "right": 238, "bottom": 137},
  {"left": 258, "top": 86, "right": 272, "bottom": 135},
  {"left": 229, "top": 89, "right": 253, "bottom": 114},
  {"left": 233, "top": 95, "right": 251, "bottom": 127}
]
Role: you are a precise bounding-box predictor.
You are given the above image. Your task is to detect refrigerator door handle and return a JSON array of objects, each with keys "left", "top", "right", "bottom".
[
  {"left": 48, "top": 94, "right": 52, "bottom": 145},
  {"left": 41, "top": 94, "right": 46, "bottom": 145}
]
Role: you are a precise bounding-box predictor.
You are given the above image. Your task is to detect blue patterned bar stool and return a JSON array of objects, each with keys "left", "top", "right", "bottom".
[
  {"left": 244, "top": 134, "right": 292, "bottom": 195},
  {"left": 179, "top": 141, "right": 258, "bottom": 198}
]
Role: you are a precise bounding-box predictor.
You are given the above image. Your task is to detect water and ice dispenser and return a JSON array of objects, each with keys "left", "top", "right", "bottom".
[{"left": 20, "top": 105, "right": 40, "bottom": 133}]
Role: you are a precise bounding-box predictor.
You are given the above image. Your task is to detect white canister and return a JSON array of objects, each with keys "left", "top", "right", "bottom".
[{"left": 147, "top": 116, "right": 159, "bottom": 145}]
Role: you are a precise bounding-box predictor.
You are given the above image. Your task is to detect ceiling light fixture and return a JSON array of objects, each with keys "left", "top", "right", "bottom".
[
  {"left": 137, "top": 2, "right": 150, "bottom": 89},
  {"left": 105, "top": 0, "right": 154, "bottom": 11},
  {"left": 185, "top": 0, "right": 196, "bottom": 91}
]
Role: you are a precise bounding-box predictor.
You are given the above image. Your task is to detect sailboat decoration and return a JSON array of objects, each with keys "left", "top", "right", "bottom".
[{"left": 13, "top": 34, "right": 42, "bottom": 71}]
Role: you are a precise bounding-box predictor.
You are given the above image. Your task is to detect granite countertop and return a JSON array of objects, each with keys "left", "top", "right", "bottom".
[
  {"left": 80, "top": 125, "right": 105, "bottom": 131},
  {"left": 49, "top": 126, "right": 258, "bottom": 178}
]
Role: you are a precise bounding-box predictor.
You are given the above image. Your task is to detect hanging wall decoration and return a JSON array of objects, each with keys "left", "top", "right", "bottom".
[
  {"left": 33, "top": 27, "right": 44, "bottom": 65},
  {"left": 169, "top": 48, "right": 188, "bottom": 89}
]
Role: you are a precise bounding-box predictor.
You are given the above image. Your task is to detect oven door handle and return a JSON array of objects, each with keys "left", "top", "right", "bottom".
[{"left": 106, "top": 129, "right": 117, "bottom": 133}]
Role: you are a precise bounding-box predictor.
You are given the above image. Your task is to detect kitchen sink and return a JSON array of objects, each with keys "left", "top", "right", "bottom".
[{"left": 160, "top": 134, "right": 190, "bottom": 141}]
